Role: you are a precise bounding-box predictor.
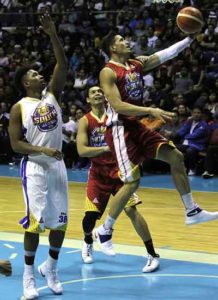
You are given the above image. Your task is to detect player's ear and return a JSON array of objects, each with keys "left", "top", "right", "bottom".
[
  {"left": 110, "top": 44, "right": 116, "bottom": 53},
  {"left": 22, "top": 77, "right": 30, "bottom": 89}
]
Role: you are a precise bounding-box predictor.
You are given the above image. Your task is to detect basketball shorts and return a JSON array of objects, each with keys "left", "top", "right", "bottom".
[
  {"left": 19, "top": 158, "right": 68, "bottom": 233},
  {"left": 85, "top": 165, "right": 141, "bottom": 216},
  {"left": 106, "top": 118, "right": 174, "bottom": 183}
]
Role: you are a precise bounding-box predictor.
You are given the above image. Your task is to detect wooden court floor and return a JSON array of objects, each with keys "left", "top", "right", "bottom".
[{"left": 0, "top": 177, "right": 218, "bottom": 254}]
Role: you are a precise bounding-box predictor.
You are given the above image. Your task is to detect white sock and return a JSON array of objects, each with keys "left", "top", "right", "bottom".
[
  {"left": 24, "top": 264, "right": 34, "bottom": 277},
  {"left": 182, "top": 193, "right": 196, "bottom": 211},
  {"left": 47, "top": 254, "right": 58, "bottom": 270},
  {"left": 103, "top": 215, "right": 115, "bottom": 230}
]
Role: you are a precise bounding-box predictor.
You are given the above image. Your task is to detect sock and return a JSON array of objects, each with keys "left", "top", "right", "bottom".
[
  {"left": 181, "top": 193, "right": 196, "bottom": 211},
  {"left": 84, "top": 234, "right": 93, "bottom": 244},
  {"left": 47, "top": 254, "right": 58, "bottom": 270},
  {"left": 49, "top": 247, "right": 60, "bottom": 260},
  {"left": 24, "top": 263, "right": 34, "bottom": 277},
  {"left": 144, "top": 239, "right": 158, "bottom": 257},
  {"left": 103, "top": 215, "right": 115, "bottom": 230}
]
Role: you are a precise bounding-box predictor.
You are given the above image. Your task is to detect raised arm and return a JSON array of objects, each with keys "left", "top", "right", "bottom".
[
  {"left": 100, "top": 67, "right": 174, "bottom": 121},
  {"left": 40, "top": 14, "right": 68, "bottom": 101},
  {"left": 77, "top": 116, "right": 110, "bottom": 157},
  {"left": 9, "top": 103, "right": 63, "bottom": 160},
  {"left": 136, "top": 37, "right": 193, "bottom": 73}
]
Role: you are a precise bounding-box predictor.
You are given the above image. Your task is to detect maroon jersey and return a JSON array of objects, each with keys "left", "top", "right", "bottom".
[
  {"left": 85, "top": 111, "right": 115, "bottom": 166},
  {"left": 105, "top": 59, "right": 144, "bottom": 125}
]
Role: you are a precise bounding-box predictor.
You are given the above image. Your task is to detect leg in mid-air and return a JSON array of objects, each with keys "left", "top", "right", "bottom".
[{"left": 156, "top": 144, "right": 218, "bottom": 225}]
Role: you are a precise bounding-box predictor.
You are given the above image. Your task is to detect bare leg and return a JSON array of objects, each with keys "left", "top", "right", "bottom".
[
  {"left": 156, "top": 144, "right": 218, "bottom": 225},
  {"left": 125, "top": 206, "right": 160, "bottom": 272},
  {"left": 124, "top": 206, "right": 151, "bottom": 241},
  {"left": 157, "top": 145, "right": 190, "bottom": 196},
  {"left": 108, "top": 180, "right": 140, "bottom": 220}
]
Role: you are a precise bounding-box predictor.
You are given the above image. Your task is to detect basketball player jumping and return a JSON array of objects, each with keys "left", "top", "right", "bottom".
[
  {"left": 93, "top": 33, "right": 218, "bottom": 256},
  {"left": 9, "top": 14, "right": 68, "bottom": 299}
]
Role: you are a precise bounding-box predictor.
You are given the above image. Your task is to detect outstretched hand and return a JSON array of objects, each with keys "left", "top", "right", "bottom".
[
  {"left": 39, "top": 13, "right": 56, "bottom": 36},
  {"left": 149, "top": 108, "right": 175, "bottom": 123}
]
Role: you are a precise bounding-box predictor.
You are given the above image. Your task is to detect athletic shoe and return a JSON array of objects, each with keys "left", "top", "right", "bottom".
[
  {"left": 185, "top": 207, "right": 218, "bottom": 225},
  {"left": 23, "top": 275, "right": 39, "bottom": 299},
  {"left": 38, "top": 261, "right": 63, "bottom": 295},
  {"left": 202, "top": 171, "right": 214, "bottom": 179},
  {"left": 188, "top": 169, "right": 195, "bottom": 176},
  {"left": 82, "top": 241, "right": 93, "bottom": 264},
  {"left": 93, "top": 225, "right": 116, "bottom": 256},
  {"left": 142, "top": 254, "right": 160, "bottom": 273}
]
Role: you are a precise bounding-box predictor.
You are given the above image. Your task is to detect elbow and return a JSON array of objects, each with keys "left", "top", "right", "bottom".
[
  {"left": 77, "top": 148, "right": 86, "bottom": 157},
  {"left": 10, "top": 142, "right": 19, "bottom": 153}
]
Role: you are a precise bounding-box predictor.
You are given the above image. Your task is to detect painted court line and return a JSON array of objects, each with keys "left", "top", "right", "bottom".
[
  {"left": 1, "top": 232, "right": 218, "bottom": 265},
  {"left": 37, "top": 273, "right": 218, "bottom": 291}
]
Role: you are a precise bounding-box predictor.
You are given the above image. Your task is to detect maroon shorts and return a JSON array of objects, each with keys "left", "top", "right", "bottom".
[
  {"left": 86, "top": 164, "right": 122, "bottom": 216},
  {"left": 106, "top": 118, "right": 170, "bottom": 182}
]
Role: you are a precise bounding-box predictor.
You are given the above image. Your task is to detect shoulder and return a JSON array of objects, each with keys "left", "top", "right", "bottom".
[
  {"left": 100, "top": 67, "right": 117, "bottom": 82},
  {"left": 129, "top": 58, "right": 144, "bottom": 67}
]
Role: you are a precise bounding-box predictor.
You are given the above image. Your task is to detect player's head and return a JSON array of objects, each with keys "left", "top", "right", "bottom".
[
  {"left": 87, "top": 86, "right": 105, "bottom": 107},
  {"left": 14, "top": 66, "right": 45, "bottom": 95},
  {"left": 101, "top": 32, "right": 132, "bottom": 58}
]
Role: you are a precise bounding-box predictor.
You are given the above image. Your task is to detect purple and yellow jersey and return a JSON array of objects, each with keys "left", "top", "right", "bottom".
[{"left": 19, "top": 90, "right": 62, "bottom": 163}]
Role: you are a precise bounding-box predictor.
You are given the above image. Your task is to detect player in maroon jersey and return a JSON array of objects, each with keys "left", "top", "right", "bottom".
[
  {"left": 93, "top": 32, "right": 218, "bottom": 256},
  {"left": 77, "top": 86, "right": 159, "bottom": 272}
]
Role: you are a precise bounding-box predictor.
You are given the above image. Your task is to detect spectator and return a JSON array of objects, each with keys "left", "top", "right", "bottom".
[
  {"left": 202, "top": 114, "right": 218, "bottom": 179},
  {"left": 171, "top": 66, "right": 194, "bottom": 96},
  {"left": 62, "top": 112, "right": 78, "bottom": 168},
  {"left": 176, "top": 106, "right": 209, "bottom": 176}
]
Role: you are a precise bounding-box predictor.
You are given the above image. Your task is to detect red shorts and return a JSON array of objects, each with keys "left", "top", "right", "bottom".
[
  {"left": 106, "top": 118, "right": 170, "bottom": 182},
  {"left": 86, "top": 163, "right": 142, "bottom": 215},
  {"left": 86, "top": 164, "right": 122, "bottom": 215}
]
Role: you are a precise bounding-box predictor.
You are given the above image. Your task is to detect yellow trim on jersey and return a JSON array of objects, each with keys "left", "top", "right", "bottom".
[
  {"left": 25, "top": 213, "right": 44, "bottom": 233},
  {"left": 85, "top": 196, "right": 100, "bottom": 213},
  {"left": 155, "top": 140, "right": 175, "bottom": 159},
  {"left": 25, "top": 213, "right": 67, "bottom": 233},
  {"left": 53, "top": 224, "right": 67, "bottom": 232},
  {"left": 118, "top": 162, "right": 141, "bottom": 183},
  {"left": 90, "top": 111, "right": 106, "bottom": 123},
  {"left": 125, "top": 194, "right": 142, "bottom": 208}
]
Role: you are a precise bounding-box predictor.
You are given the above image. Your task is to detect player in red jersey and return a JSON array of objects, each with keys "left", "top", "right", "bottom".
[
  {"left": 77, "top": 86, "right": 159, "bottom": 272},
  {"left": 94, "top": 32, "right": 218, "bottom": 255}
]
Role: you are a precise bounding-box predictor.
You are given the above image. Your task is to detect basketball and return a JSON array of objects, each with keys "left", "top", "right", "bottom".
[{"left": 176, "top": 7, "right": 203, "bottom": 34}]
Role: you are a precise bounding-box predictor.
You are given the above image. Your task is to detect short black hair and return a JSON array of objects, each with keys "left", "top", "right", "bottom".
[
  {"left": 101, "top": 31, "right": 117, "bottom": 57},
  {"left": 14, "top": 66, "right": 32, "bottom": 96}
]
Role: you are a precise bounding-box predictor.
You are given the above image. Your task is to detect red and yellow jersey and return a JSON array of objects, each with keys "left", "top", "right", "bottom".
[
  {"left": 105, "top": 59, "right": 144, "bottom": 125},
  {"left": 85, "top": 111, "right": 116, "bottom": 167}
]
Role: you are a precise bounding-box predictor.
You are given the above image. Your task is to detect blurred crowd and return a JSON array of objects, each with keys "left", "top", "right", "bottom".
[{"left": 0, "top": 0, "right": 218, "bottom": 177}]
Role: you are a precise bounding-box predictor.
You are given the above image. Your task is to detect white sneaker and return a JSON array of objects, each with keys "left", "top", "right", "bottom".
[
  {"left": 82, "top": 241, "right": 93, "bottom": 264},
  {"left": 202, "top": 171, "right": 214, "bottom": 179},
  {"left": 142, "top": 254, "right": 160, "bottom": 273},
  {"left": 188, "top": 169, "right": 195, "bottom": 176},
  {"left": 186, "top": 207, "right": 218, "bottom": 225},
  {"left": 93, "top": 226, "right": 116, "bottom": 256},
  {"left": 23, "top": 275, "right": 39, "bottom": 299},
  {"left": 38, "top": 261, "right": 63, "bottom": 295}
]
